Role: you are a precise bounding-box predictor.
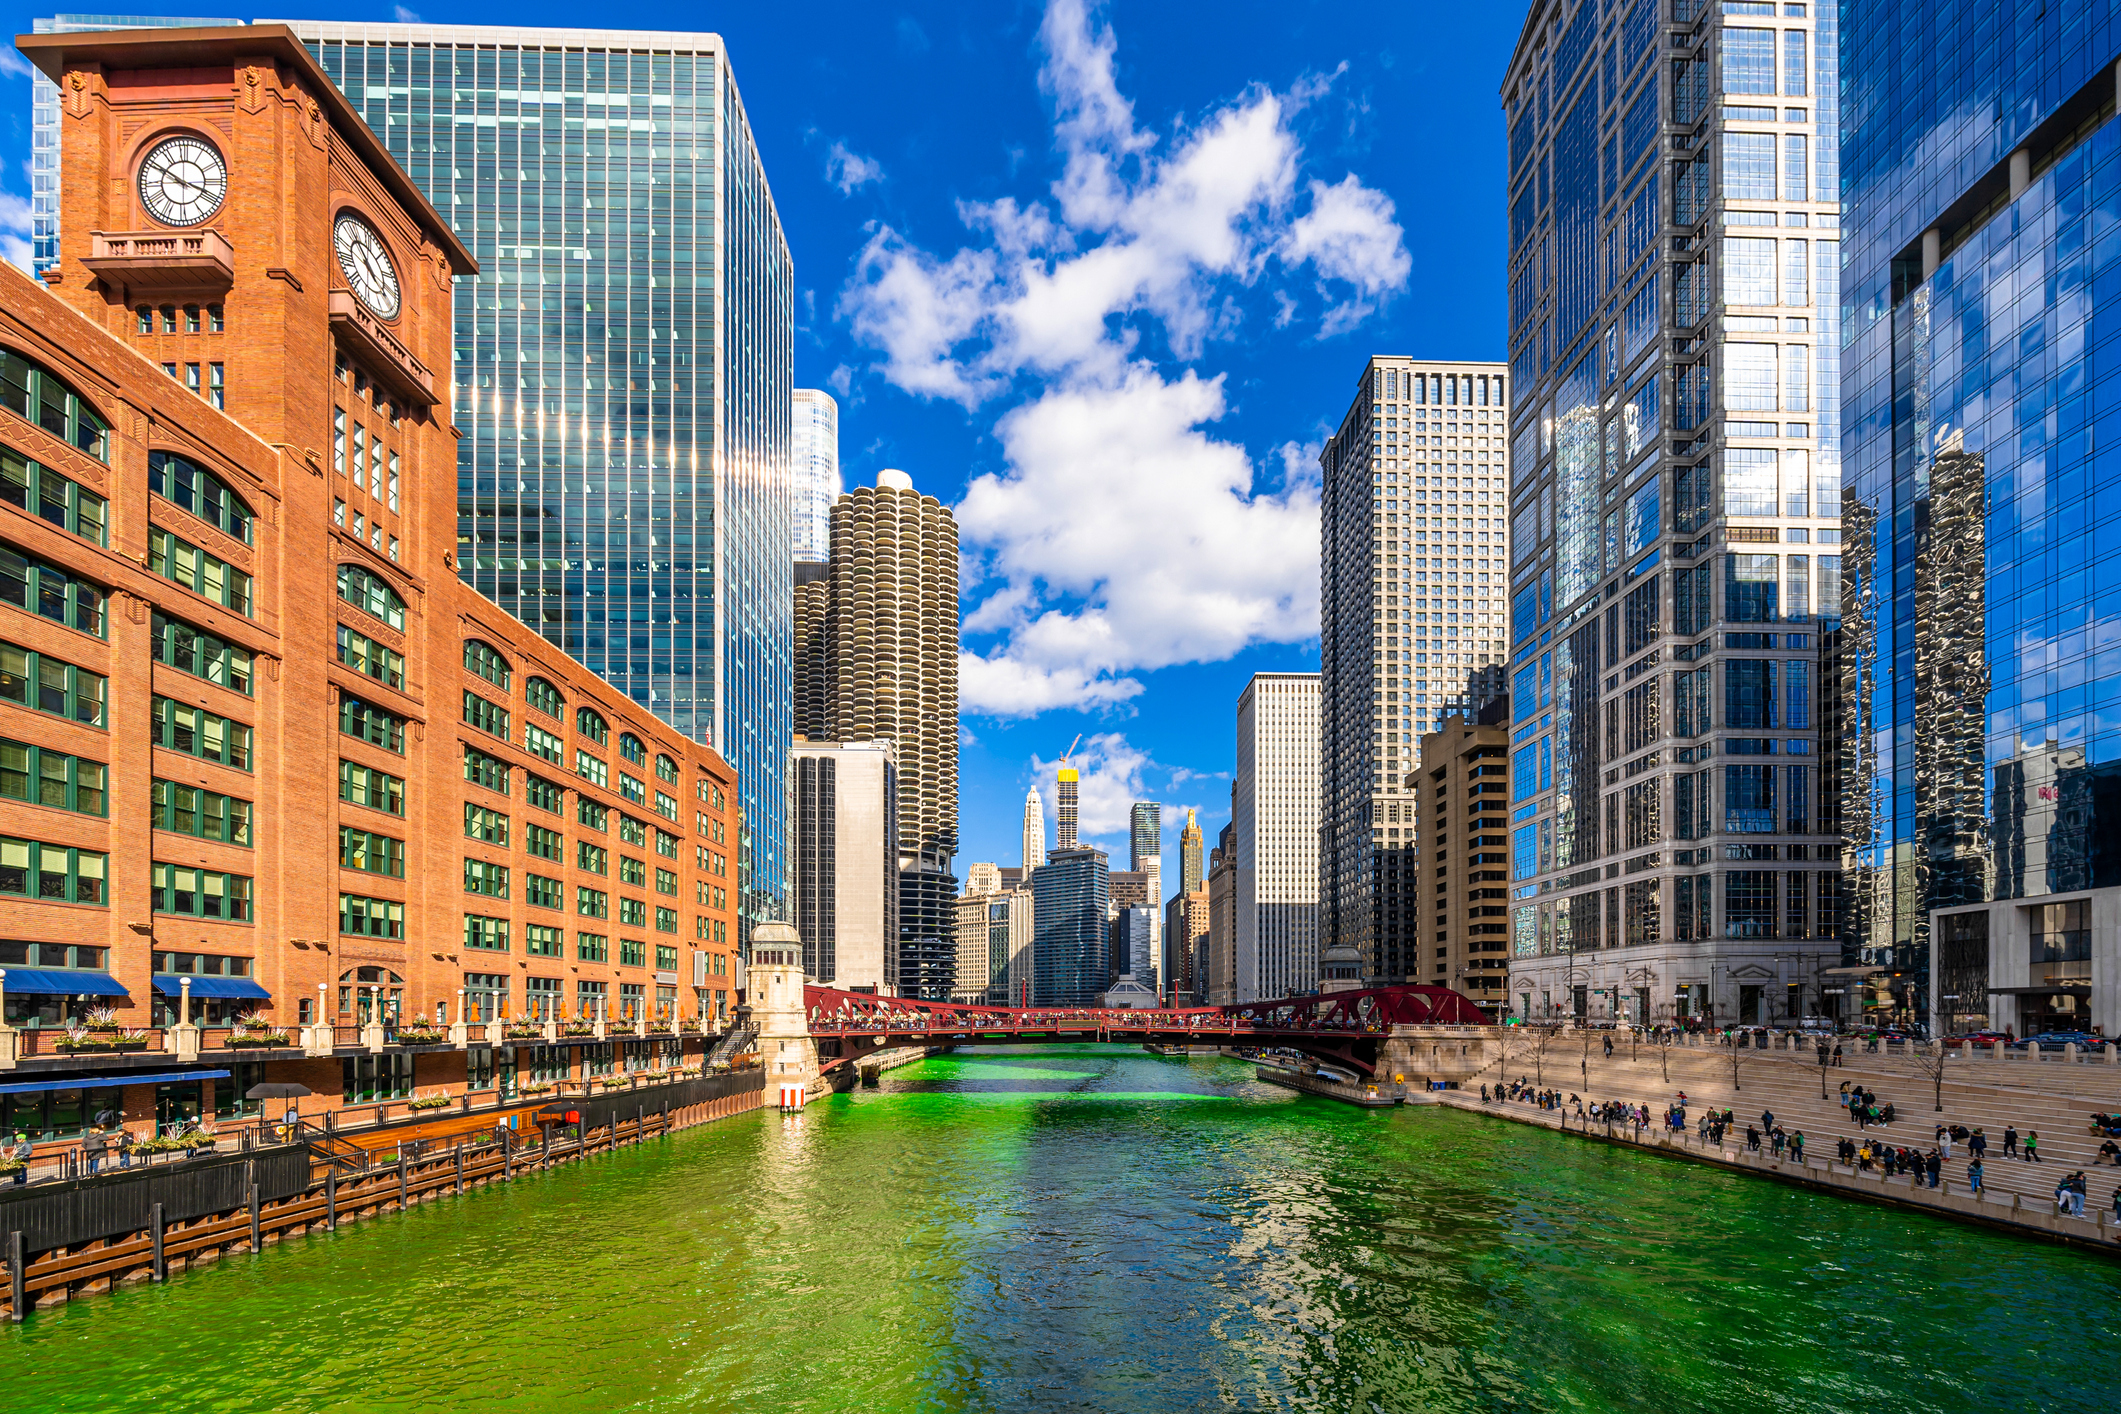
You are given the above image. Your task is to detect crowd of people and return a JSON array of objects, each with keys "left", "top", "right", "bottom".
[{"left": 1477, "top": 1073, "right": 2121, "bottom": 1229}]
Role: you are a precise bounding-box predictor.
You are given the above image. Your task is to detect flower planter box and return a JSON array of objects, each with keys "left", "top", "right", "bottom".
[
  {"left": 406, "top": 1097, "right": 453, "bottom": 1111},
  {"left": 58, "top": 1040, "right": 149, "bottom": 1054},
  {"left": 394, "top": 1031, "right": 446, "bottom": 1046},
  {"left": 227, "top": 1035, "right": 290, "bottom": 1049},
  {"left": 503, "top": 1028, "right": 545, "bottom": 1040},
  {"left": 560, "top": 1027, "right": 595, "bottom": 1038}
]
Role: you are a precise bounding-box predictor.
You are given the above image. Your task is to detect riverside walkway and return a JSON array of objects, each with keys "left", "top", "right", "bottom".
[{"left": 1447, "top": 1033, "right": 2121, "bottom": 1252}]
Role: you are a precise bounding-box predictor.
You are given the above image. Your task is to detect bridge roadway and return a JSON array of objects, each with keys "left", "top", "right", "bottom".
[{"left": 803, "top": 983, "right": 1488, "bottom": 1080}]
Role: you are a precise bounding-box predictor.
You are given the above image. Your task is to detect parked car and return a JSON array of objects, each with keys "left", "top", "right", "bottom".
[
  {"left": 2009, "top": 1030, "right": 2107, "bottom": 1051},
  {"left": 1947, "top": 1030, "right": 2014, "bottom": 1047}
]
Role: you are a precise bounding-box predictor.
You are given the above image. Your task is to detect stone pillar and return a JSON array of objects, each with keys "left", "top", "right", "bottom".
[
  {"left": 749, "top": 921, "right": 818, "bottom": 1107},
  {"left": 449, "top": 989, "right": 469, "bottom": 1048},
  {"left": 168, "top": 976, "right": 201, "bottom": 1062}
]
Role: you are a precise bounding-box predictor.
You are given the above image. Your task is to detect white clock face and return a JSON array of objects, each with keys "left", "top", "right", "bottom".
[
  {"left": 334, "top": 215, "right": 402, "bottom": 320},
  {"left": 138, "top": 136, "right": 226, "bottom": 228}
]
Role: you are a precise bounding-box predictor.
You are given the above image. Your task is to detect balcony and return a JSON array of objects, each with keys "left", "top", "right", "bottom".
[
  {"left": 328, "top": 289, "right": 438, "bottom": 409},
  {"left": 81, "top": 228, "right": 234, "bottom": 294}
]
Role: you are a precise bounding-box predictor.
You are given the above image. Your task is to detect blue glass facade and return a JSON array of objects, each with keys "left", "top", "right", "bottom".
[
  {"left": 1841, "top": 0, "right": 2121, "bottom": 1028},
  {"left": 1499, "top": 0, "right": 1845, "bottom": 1027},
  {"left": 291, "top": 24, "right": 793, "bottom": 938},
  {"left": 1032, "top": 847, "right": 1109, "bottom": 1008}
]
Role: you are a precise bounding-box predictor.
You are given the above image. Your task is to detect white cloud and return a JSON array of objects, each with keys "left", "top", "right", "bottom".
[
  {"left": 391, "top": 6, "right": 423, "bottom": 23},
  {"left": 838, "top": 0, "right": 1404, "bottom": 717},
  {"left": 824, "top": 141, "right": 885, "bottom": 194},
  {"left": 0, "top": 190, "right": 33, "bottom": 274},
  {"left": 1027, "top": 732, "right": 1158, "bottom": 840},
  {"left": 0, "top": 48, "right": 34, "bottom": 82}
]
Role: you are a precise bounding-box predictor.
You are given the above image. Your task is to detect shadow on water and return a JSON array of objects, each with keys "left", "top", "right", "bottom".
[{"left": 6, "top": 1043, "right": 2117, "bottom": 1414}]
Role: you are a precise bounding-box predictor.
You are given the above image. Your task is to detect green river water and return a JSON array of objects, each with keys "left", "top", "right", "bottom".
[{"left": 8, "top": 1045, "right": 2118, "bottom": 1412}]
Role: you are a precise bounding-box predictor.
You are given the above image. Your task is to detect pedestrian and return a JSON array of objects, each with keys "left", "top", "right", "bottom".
[
  {"left": 1790, "top": 1130, "right": 1805, "bottom": 1163},
  {"left": 2026, "top": 1130, "right": 2042, "bottom": 1163},
  {"left": 2003, "top": 1125, "right": 2019, "bottom": 1158},
  {"left": 1603, "top": 1035, "right": 1613, "bottom": 1058},
  {"left": 1968, "top": 1157, "right": 1984, "bottom": 1194},
  {"left": 1970, "top": 1127, "right": 1987, "bottom": 1161},
  {"left": 1926, "top": 1149, "right": 1942, "bottom": 1189},
  {"left": 1832, "top": 1043, "right": 1844, "bottom": 1068},
  {"left": 1746, "top": 1125, "right": 1761, "bottom": 1153},
  {"left": 81, "top": 1126, "right": 106, "bottom": 1177},
  {"left": 1761, "top": 1107, "right": 1775, "bottom": 1132},
  {"left": 1936, "top": 1125, "right": 1953, "bottom": 1161},
  {"left": 6, "top": 1133, "right": 28, "bottom": 1185},
  {"left": 114, "top": 1127, "right": 133, "bottom": 1170}
]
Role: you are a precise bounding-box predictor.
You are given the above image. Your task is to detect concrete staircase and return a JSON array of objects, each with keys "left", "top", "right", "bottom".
[{"left": 1472, "top": 1036, "right": 2121, "bottom": 1213}]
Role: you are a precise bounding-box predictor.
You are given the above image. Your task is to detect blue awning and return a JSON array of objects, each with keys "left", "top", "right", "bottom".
[
  {"left": 0, "top": 1069, "right": 230, "bottom": 1095},
  {"left": 0, "top": 968, "right": 129, "bottom": 997},
  {"left": 151, "top": 975, "right": 269, "bottom": 1000}
]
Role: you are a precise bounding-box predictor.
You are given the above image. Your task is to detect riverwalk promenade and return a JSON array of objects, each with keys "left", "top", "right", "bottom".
[{"left": 1444, "top": 1033, "right": 2121, "bottom": 1254}]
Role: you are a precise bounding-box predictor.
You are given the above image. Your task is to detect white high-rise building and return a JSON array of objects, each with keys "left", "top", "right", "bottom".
[
  {"left": 1022, "top": 787, "right": 1046, "bottom": 871},
  {"left": 1320, "top": 358, "right": 1512, "bottom": 986},
  {"left": 788, "top": 740, "right": 898, "bottom": 993},
  {"left": 1234, "top": 673, "right": 1321, "bottom": 1001},
  {"left": 791, "top": 388, "right": 840, "bottom": 563}
]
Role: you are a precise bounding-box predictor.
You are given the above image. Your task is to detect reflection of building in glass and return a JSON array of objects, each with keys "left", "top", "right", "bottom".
[
  {"left": 1842, "top": 0, "right": 2121, "bottom": 1036},
  {"left": 292, "top": 21, "right": 796, "bottom": 946},
  {"left": 1319, "top": 357, "right": 1510, "bottom": 986},
  {"left": 1500, "top": 0, "right": 1845, "bottom": 1028}
]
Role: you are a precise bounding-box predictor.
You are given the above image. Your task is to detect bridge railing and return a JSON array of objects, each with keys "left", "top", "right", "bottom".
[{"left": 800, "top": 982, "right": 1485, "bottom": 1037}]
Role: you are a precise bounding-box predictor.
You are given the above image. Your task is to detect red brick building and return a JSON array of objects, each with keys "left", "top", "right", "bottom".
[{"left": 0, "top": 26, "right": 742, "bottom": 1139}]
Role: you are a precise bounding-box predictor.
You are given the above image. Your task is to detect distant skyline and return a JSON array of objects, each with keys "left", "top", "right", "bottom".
[{"left": 0, "top": 0, "right": 1516, "bottom": 874}]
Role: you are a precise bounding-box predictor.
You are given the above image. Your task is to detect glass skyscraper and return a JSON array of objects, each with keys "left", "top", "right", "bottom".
[
  {"left": 1499, "top": 0, "right": 1846, "bottom": 1028},
  {"left": 1841, "top": 0, "right": 2121, "bottom": 1037},
  {"left": 790, "top": 388, "right": 839, "bottom": 564},
  {"left": 284, "top": 21, "right": 794, "bottom": 937}
]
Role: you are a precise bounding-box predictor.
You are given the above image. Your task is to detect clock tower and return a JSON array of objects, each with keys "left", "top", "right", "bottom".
[{"left": 22, "top": 24, "right": 471, "bottom": 468}]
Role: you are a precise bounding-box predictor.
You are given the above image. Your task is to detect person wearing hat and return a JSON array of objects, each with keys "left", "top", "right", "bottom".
[{"left": 7, "top": 1133, "right": 31, "bottom": 1185}]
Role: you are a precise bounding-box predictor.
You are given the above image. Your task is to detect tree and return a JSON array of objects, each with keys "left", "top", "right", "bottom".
[
  {"left": 1911, "top": 1039, "right": 1951, "bottom": 1112},
  {"left": 1727, "top": 1031, "right": 1743, "bottom": 1093},
  {"left": 1530, "top": 1025, "right": 1561, "bottom": 1087}
]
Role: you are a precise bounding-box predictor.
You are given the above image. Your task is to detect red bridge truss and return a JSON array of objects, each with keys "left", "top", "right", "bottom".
[{"left": 803, "top": 983, "right": 1487, "bottom": 1079}]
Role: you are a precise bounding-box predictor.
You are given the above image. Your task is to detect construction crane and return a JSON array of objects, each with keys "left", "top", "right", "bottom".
[
  {"left": 1056, "top": 735, "right": 1082, "bottom": 848},
  {"left": 1059, "top": 733, "right": 1081, "bottom": 766}
]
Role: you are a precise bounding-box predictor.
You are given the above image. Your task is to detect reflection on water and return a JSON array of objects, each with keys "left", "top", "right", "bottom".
[{"left": 7, "top": 1045, "right": 2117, "bottom": 1413}]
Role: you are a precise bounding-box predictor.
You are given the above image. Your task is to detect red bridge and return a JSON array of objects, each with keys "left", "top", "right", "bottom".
[{"left": 804, "top": 983, "right": 1487, "bottom": 1080}]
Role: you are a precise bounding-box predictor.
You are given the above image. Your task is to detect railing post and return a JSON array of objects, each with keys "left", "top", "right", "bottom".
[
  {"left": 454, "top": 1142, "right": 464, "bottom": 1195},
  {"left": 397, "top": 1154, "right": 408, "bottom": 1211},
  {"left": 150, "top": 1202, "right": 166, "bottom": 1281},
  {"left": 325, "top": 1170, "right": 337, "bottom": 1231},
  {"left": 7, "top": 1230, "right": 23, "bottom": 1321},
  {"left": 249, "top": 1180, "right": 262, "bottom": 1252}
]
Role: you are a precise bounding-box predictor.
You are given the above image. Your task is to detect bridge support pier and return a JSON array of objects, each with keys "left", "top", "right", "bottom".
[{"left": 749, "top": 923, "right": 820, "bottom": 1108}]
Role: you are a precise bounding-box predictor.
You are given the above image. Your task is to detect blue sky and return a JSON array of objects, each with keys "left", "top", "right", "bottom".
[{"left": 0, "top": 0, "right": 1520, "bottom": 883}]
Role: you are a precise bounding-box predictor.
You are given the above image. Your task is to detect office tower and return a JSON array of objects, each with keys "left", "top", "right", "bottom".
[
  {"left": 1032, "top": 846, "right": 1109, "bottom": 1006},
  {"left": 1165, "top": 889, "right": 1210, "bottom": 1003},
  {"left": 1021, "top": 787, "right": 1046, "bottom": 871},
  {"left": 1056, "top": 766, "right": 1079, "bottom": 849},
  {"left": 29, "top": 15, "right": 240, "bottom": 275},
  {"left": 1319, "top": 357, "right": 1511, "bottom": 989},
  {"left": 1418, "top": 711, "right": 1513, "bottom": 1018},
  {"left": 788, "top": 741, "right": 898, "bottom": 992},
  {"left": 951, "top": 890, "right": 993, "bottom": 1003},
  {"left": 1130, "top": 799, "right": 1163, "bottom": 898},
  {"left": 791, "top": 389, "right": 839, "bottom": 563},
  {"left": 1109, "top": 871, "right": 1151, "bottom": 912},
  {"left": 1177, "top": 807, "right": 1204, "bottom": 895},
  {"left": 1499, "top": 0, "right": 1844, "bottom": 1028},
  {"left": 1109, "top": 907, "right": 1156, "bottom": 987},
  {"left": 1842, "top": 2, "right": 2121, "bottom": 1037},
  {"left": 1206, "top": 817, "right": 1238, "bottom": 1004},
  {"left": 288, "top": 20, "right": 795, "bottom": 946},
  {"left": 962, "top": 861, "right": 1003, "bottom": 898},
  {"left": 1234, "top": 674, "right": 1320, "bottom": 1001},
  {"left": 4, "top": 26, "right": 741, "bottom": 1087},
  {"left": 975, "top": 887, "right": 1036, "bottom": 1006}
]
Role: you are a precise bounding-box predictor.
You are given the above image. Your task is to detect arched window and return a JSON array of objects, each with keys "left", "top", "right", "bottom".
[
  {"left": 336, "top": 563, "right": 405, "bottom": 630},
  {"left": 655, "top": 753, "right": 679, "bottom": 784},
  {"left": 0, "top": 348, "right": 110, "bottom": 461},
  {"left": 576, "top": 705, "right": 608, "bottom": 745},
  {"left": 464, "top": 639, "right": 510, "bottom": 690},
  {"left": 619, "top": 732, "right": 646, "bottom": 764},
  {"left": 148, "top": 451, "right": 253, "bottom": 543},
  {"left": 525, "top": 676, "right": 563, "bottom": 718}
]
